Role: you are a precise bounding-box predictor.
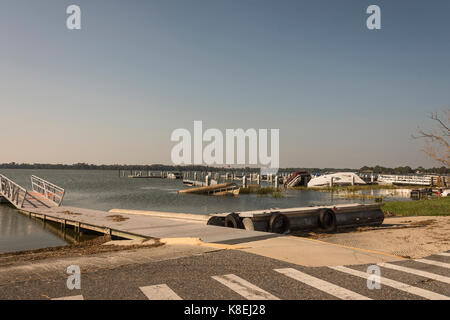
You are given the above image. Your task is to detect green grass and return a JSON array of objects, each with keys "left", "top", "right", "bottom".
[
  {"left": 239, "top": 186, "right": 274, "bottom": 194},
  {"left": 272, "top": 191, "right": 285, "bottom": 198},
  {"left": 239, "top": 186, "right": 285, "bottom": 197},
  {"left": 382, "top": 197, "right": 450, "bottom": 216}
]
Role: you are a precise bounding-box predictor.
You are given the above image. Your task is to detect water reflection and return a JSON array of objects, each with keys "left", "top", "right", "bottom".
[{"left": 0, "top": 205, "right": 68, "bottom": 254}]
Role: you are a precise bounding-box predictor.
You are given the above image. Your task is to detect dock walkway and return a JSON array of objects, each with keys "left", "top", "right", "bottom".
[
  {"left": 24, "top": 205, "right": 276, "bottom": 244},
  {"left": 0, "top": 174, "right": 276, "bottom": 244}
]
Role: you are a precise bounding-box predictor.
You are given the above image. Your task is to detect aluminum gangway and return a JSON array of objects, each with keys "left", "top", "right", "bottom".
[{"left": 0, "top": 174, "right": 65, "bottom": 210}]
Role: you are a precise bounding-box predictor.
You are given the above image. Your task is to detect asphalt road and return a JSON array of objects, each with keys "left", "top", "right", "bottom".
[{"left": 0, "top": 249, "right": 449, "bottom": 300}]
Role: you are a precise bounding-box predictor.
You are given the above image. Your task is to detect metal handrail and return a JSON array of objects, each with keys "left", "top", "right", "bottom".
[
  {"left": 30, "top": 175, "right": 65, "bottom": 207},
  {"left": 0, "top": 174, "right": 57, "bottom": 209},
  {"left": 377, "top": 174, "right": 432, "bottom": 185},
  {"left": 0, "top": 174, "right": 27, "bottom": 208}
]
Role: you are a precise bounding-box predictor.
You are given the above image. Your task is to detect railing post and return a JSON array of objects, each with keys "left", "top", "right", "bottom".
[{"left": 20, "top": 191, "right": 27, "bottom": 208}]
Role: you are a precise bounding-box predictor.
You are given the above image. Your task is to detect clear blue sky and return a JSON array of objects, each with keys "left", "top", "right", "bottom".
[{"left": 1, "top": 0, "right": 449, "bottom": 168}]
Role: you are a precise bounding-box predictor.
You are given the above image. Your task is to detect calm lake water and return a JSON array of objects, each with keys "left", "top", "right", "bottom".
[
  {"left": 0, "top": 169, "right": 409, "bottom": 253},
  {"left": 0, "top": 205, "right": 67, "bottom": 253}
]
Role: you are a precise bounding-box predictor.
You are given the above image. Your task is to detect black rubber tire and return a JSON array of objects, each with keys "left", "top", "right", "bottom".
[
  {"left": 225, "top": 213, "right": 244, "bottom": 229},
  {"left": 207, "top": 216, "right": 225, "bottom": 226},
  {"left": 319, "top": 209, "right": 337, "bottom": 232},
  {"left": 269, "top": 213, "right": 290, "bottom": 234}
]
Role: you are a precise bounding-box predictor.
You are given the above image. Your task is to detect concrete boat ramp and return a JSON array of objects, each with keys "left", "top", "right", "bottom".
[
  {"left": 0, "top": 174, "right": 403, "bottom": 266},
  {"left": 23, "top": 205, "right": 279, "bottom": 244}
]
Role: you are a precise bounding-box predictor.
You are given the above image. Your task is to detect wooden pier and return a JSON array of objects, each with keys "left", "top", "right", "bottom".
[
  {"left": 179, "top": 182, "right": 240, "bottom": 196},
  {"left": 377, "top": 174, "right": 448, "bottom": 187},
  {"left": 120, "top": 169, "right": 293, "bottom": 186}
]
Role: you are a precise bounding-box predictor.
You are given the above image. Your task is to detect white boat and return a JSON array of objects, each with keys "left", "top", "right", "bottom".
[
  {"left": 307, "top": 172, "right": 366, "bottom": 187},
  {"left": 167, "top": 172, "right": 182, "bottom": 179}
]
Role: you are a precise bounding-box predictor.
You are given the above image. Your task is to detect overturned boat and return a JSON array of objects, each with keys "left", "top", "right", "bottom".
[
  {"left": 307, "top": 172, "right": 366, "bottom": 187},
  {"left": 179, "top": 182, "right": 240, "bottom": 196}
]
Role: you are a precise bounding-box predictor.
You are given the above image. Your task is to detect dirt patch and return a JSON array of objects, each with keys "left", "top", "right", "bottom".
[
  {"left": 297, "top": 216, "right": 450, "bottom": 258},
  {"left": 409, "top": 219, "right": 436, "bottom": 227},
  {"left": 291, "top": 223, "right": 411, "bottom": 238},
  {"left": 0, "top": 235, "right": 163, "bottom": 267},
  {"left": 107, "top": 214, "right": 129, "bottom": 222},
  {"left": 291, "top": 230, "right": 334, "bottom": 239},
  {"left": 61, "top": 210, "right": 82, "bottom": 216}
]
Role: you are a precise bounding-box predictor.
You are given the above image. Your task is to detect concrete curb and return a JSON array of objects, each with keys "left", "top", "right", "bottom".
[
  {"left": 108, "top": 209, "right": 210, "bottom": 223},
  {"left": 160, "top": 237, "right": 249, "bottom": 250}
]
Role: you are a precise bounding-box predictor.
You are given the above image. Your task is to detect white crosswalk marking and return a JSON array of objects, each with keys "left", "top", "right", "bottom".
[
  {"left": 275, "top": 268, "right": 371, "bottom": 300},
  {"left": 139, "top": 284, "right": 182, "bottom": 300},
  {"left": 415, "top": 259, "right": 450, "bottom": 269},
  {"left": 52, "top": 295, "right": 84, "bottom": 300},
  {"left": 378, "top": 263, "right": 450, "bottom": 284},
  {"left": 330, "top": 266, "right": 450, "bottom": 300},
  {"left": 212, "top": 274, "right": 279, "bottom": 300},
  {"left": 437, "top": 253, "right": 450, "bottom": 257}
]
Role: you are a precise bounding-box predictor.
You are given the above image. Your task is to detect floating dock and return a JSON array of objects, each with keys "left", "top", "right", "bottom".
[{"left": 179, "top": 182, "right": 240, "bottom": 196}]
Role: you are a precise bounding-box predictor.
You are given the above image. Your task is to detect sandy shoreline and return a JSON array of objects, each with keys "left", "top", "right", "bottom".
[{"left": 299, "top": 216, "right": 450, "bottom": 259}]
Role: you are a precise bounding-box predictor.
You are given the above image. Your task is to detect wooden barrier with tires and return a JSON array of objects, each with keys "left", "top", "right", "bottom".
[{"left": 207, "top": 203, "right": 384, "bottom": 234}]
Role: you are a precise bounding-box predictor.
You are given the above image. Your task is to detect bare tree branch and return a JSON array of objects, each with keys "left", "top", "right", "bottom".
[{"left": 413, "top": 109, "right": 450, "bottom": 167}]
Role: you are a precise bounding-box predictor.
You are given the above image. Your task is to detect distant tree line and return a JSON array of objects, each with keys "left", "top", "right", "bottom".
[
  {"left": 0, "top": 162, "right": 448, "bottom": 174},
  {"left": 0, "top": 162, "right": 217, "bottom": 171},
  {"left": 358, "top": 165, "right": 448, "bottom": 175}
]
